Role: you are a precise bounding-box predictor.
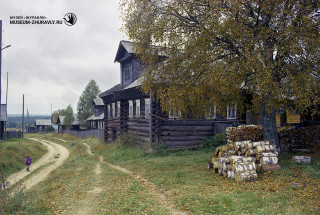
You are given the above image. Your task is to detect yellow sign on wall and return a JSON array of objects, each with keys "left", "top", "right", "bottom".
[
  {"left": 276, "top": 114, "right": 281, "bottom": 127},
  {"left": 287, "top": 111, "right": 300, "bottom": 124}
]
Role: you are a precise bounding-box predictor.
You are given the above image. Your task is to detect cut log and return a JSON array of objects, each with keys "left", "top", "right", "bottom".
[
  {"left": 235, "top": 170, "right": 258, "bottom": 182},
  {"left": 260, "top": 156, "right": 278, "bottom": 165},
  {"left": 292, "top": 156, "right": 311, "bottom": 164},
  {"left": 260, "top": 164, "right": 281, "bottom": 172}
]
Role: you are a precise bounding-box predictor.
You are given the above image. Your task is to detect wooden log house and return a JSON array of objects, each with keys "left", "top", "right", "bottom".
[
  {"left": 86, "top": 98, "right": 105, "bottom": 130},
  {"left": 35, "top": 119, "right": 52, "bottom": 133},
  {"left": 99, "top": 40, "right": 244, "bottom": 149}
]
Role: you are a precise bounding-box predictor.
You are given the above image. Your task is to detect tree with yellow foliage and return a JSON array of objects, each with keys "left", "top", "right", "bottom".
[{"left": 120, "top": 0, "right": 320, "bottom": 151}]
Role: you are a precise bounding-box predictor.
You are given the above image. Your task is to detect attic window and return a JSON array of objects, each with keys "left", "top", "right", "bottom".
[{"left": 123, "top": 65, "right": 131, "bottom": 81}]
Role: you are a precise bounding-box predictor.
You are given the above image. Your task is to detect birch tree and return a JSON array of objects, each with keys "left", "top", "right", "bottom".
[{"left": 121, "top": 0, "right": 320, "bottom": 151}]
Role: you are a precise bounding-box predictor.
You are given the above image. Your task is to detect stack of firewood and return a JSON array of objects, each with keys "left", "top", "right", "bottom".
[
  {"left": 226, "top": 125, "right": 264, "bottom": 142},
  {"left": 278, "top": 126, "right": 320, "bottom": 152},
  {"left": 212, "top": 126, "right": 280, "bottom": 182}
]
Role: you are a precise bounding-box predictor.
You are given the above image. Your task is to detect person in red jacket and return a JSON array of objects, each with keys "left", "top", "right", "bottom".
[{"left": 25, "top": 154, "right": 32, "bottom": 172}]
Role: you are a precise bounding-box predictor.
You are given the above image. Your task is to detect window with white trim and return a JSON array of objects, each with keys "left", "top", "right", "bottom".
[
  {"left": 145, "top": 98, "right": 150, "bottom": 118},
  {"left": 206, "top": 106, "right": 217, "bottom": 119},
  {"left": 107, "top": 104, "right": 110, "bottom": 118},
  {"left": 129, "top": 100, "right": 133, "bottom": 118},
  {"left": 169, "top": 110, "right": 181, "bottom": 119},
  {"left": 227, "top": 105, "right": 237, "bottom": 119},
  {"left": 135, "top": 100, "right": 140, "bottom": 117},
  {"left": 117, "top": 101, "right": 120, "bottom": 117},
  {"left": 112, "top": 103, "right": 115, "bottom": 117}
]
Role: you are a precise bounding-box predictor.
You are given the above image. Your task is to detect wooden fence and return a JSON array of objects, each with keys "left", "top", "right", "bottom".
[
  {"left": 65, "top": 129, "right": 104, "bottom": 140},
  {"left": 6, "top": 131, "right": 23, "bottom": 138}
]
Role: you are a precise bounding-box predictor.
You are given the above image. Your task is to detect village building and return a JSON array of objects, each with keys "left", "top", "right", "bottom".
[
  {"left": 0, "top": 104, "right": 7, "bottom": 140},
  {"left": 56, "top": 115, "right": 66, "bottom": 133},
  {"left": 35, "top": 119, "right": 52, "bottom": 133},
  {"left": 56, "top": 115, "right": 81, "bottom": 133},
  {"left": 99, "top": 40, "right": 244, "bottom": 148},
  {"left": 86, "top": 98, "right": 105, "bottom": 130}
]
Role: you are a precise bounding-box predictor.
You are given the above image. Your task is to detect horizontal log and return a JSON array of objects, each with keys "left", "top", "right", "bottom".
[
  {"left": 162, "top": 121, "right": 214, "bottom": 126},
  {"left": 127, "top": 119, "right": 149, "bottom": 124},
  {"left": 161, "top": 136, "right": 208, "bottom": 141},
  {"left": 128, "top": 126, "right": 149, "bottom": 132},
  {"left": 161, "top": 131, "right": 213, "bottom": 137},
  {"left": 162, "top": 140, "right": 203, "bottom": 146}
]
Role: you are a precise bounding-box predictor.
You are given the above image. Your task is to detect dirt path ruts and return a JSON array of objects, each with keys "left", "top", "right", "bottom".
[
  {"left": 7, "top": 138, "right": 69, "bottom": 190},
  {"left": 82, "top": 143, "right": 191, "bottom": 215}
]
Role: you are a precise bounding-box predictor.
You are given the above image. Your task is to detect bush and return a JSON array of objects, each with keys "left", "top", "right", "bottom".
[
  {"left": 198, "top": 133, "right": 227, "bottom": 150},
  {"left": 117, "top": 132, "right": 145, "bottom": 147},
  {"left": 45, "top": 126, "right": 55, "bottom": 132}
]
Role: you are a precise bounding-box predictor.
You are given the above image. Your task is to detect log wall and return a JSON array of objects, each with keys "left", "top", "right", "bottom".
[{"left": 160, "top": 120, "right": 215, "bottom": 148}]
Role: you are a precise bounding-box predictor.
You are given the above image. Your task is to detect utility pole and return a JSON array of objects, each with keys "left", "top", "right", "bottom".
[{"left": 22, "top": 94, "right": 24, "bottom": 138}]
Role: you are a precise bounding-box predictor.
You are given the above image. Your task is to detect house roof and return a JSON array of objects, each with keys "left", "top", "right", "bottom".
[
  {"left": 94, "top": 113, "right": 104, "bottom": 120},
  {"left": 35, "top": 119, "right": 51, "bottom": 126},
  {"left": 114, "top": 40, "right": 135, "bottom": 62},
  {"left": 86, "top": 114, "right": 95, "bottom": 121},
  {"left": 93, "top": 98, "right": 104, "bottom": 106},
  {"left": 72, "top": 114, "right": 79, "bottom": 125},
  {"left": 57, "top": 115, "right": 65, "bottom": 125},
  {"left": 123, "top": 78, "right": 142, "bottom": 90},
  {"left": 99, "top": 84, "right": 124, "bottom": 99},
  {"left": 0, "top": 104, "right": 7, "bottom": 121}
]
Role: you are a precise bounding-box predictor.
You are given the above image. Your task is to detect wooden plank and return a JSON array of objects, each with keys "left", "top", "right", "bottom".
[
  {"left": 161, "top": 130, "right": 213, "bottom": 136},
  {"left": 162, "top": 121, "right": 214, "bottom": 126},
  {"left": 162, "top": 140, "right": 203, "bottom": 146},
  {"left": 161, "top": 125, "right": 213, "bottom": 131},
  {"left": 161, "top": 136, "right": 208, "bottom": 141}
]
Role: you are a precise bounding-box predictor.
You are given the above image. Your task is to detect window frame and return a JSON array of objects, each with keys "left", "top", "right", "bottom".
[
  {"left": 129, "top": 100, "right": 133, "bottom": 118},
  {"left": 145, "top": 98, "right": 150, "bottom": 118},
  {"left": 227, "top": 105, "right": 237, "bottom": 119},
  {"left": 135, "top": 99, "right": 140, "bottom": 117},
  {"left": 117, "top": 101, "right": 121, "bottom": 117}
]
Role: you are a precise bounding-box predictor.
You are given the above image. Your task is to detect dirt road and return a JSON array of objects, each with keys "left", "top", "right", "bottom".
[{"left": 7, "top": 138, "right": 69, "bottom": 190}]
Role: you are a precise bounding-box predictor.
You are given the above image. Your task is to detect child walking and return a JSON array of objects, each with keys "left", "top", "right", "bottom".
[{"left": 25, "top": 154, "right": 32, "bottom": 172}]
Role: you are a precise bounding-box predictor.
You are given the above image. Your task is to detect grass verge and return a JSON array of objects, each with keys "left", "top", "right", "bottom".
[{"left": 0, "top": 137, "right": 48, "bottom": 177}]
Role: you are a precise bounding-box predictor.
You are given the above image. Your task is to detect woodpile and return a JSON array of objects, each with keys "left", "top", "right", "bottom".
[
  {"left": 213, "top": 125, "right": 280, "bottom": 182},
  {"left": 226, "top": 125, "right": 264, "bottom": 142},
  {"left": 278, "top": 126, "right": 320, "bottom": 152},
  {"left": 292, "top": 156, "right": 311, "bottom": 164}
]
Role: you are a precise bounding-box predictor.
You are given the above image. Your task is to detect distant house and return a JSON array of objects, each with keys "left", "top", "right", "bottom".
[
  {"left": 87, "top": 98, "right": 105, "bottom": 130},
  {"left": 56, "top": 115, "right": 66, "bottom": 133},
  {"left": 35, "top": 119, "right": 52, "bottom": 133},
  {"left": 0, "top": 104, "right": 8, "bottom": 140},
  {"left": 99, "top": 40, "right": 243, "bottom": 149}
]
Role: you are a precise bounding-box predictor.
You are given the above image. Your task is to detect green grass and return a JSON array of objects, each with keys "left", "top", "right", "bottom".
[
  {"left": 90, "top": 137, "right": 320, "bottom": 215},
  {"left": 0, "top": 137, "right": 48, "bottom": 177},
  {"left": 7, "top": 133, "right": 319, "bottom": 214}
]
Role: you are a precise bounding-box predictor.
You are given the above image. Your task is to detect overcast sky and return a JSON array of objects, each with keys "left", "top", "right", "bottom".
[{"left": 0, "top": 0, "right": 126, "bottom": 115}]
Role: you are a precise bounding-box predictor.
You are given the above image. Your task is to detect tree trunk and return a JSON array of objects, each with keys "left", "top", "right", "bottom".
[{"left": 263, "top": 108, "right": 280, "bottom": 153}]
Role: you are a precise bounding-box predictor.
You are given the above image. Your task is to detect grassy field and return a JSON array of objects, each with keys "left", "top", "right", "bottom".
[
  {"left": 3, "top": 133, "right": 319, "bottom": 214},
  {"left": 90, "top": 136, "right": 320, "bottom": 215},
  {"left": 0, "top": 137, "right": 48, "bottom": 177}
]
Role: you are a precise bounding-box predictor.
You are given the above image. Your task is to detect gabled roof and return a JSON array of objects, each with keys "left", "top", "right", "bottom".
[
  {"left": 93, "top": 98, "right": 104, "bottom": 106},
  {"left": 94, "top": 113, "right": 104, "bottom": 120},
  {"left": 86, "top": 114, "right": 95, "bottom": 121},
  {"left": 35, "top": 119, "right": 51, "bottom": 126},
  {"left": 114, "top": 40, "right": 135, "bottom": 62},
  {"left": 99, "top": 84, "right": 124, "bottom": 99},
  {"left": 57, "top": 115, "right": 65, "bottom": 125},
  {"left": 0, "top": 104, "right": 7, "bottom": 121}
]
